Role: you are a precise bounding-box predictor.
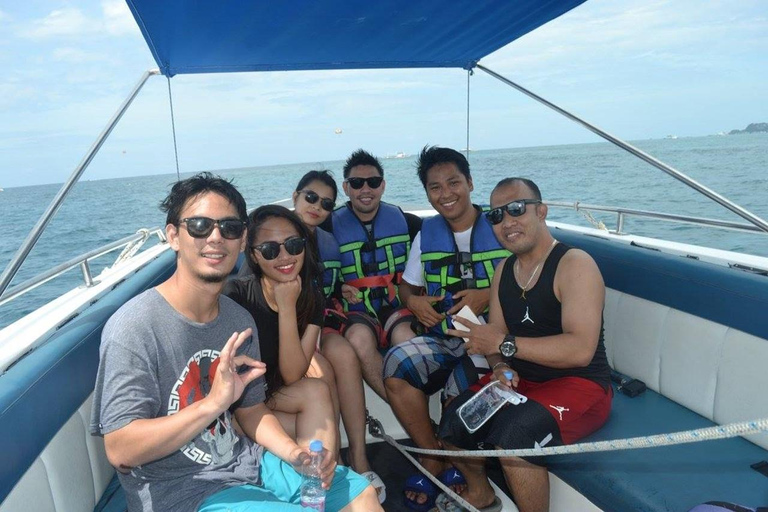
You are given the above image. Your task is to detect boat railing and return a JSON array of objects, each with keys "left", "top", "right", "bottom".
[
  {"left": 476, "top": 64, "right": 768, "bottom": 235},
  {"left": 545, "top": 201, "right": 768, "bottom": 235},
  {"left": 0, "top": 227, "right": 166, "bottom": 307}
]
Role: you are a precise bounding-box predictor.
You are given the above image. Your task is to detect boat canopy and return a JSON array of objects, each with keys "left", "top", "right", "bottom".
[{"left": 126, "top": 0, "right": 586, "bottom": 76}]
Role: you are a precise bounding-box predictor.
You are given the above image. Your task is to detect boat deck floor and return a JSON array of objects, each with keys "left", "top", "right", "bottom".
[{"left": 342, "top": 439, "right": 512, "bottom": 511}]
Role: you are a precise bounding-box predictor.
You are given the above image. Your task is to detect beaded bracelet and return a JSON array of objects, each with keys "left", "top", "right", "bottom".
[{"left": 492, "top": 361, "right": 511, "bottom": 372}]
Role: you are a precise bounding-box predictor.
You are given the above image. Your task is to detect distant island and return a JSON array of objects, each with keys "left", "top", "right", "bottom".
[{"left": 729, "top": 122, "right": 768, "bottom": 135}]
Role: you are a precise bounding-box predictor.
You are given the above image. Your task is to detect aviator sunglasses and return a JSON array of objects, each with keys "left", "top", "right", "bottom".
[
  {"left": 301, "top": 190, "right": 336, "bottom": 212},
  {"left": 179, "top": 217, "right": 246, "bottom": 239},
  {"left": 345, "top": 176, "right": 383, "bottom": 190},
  {"left": 486, "top": 199, "right": 542, "bottom": 225},
  {"left": 252, "top": 236, "right": 306, "bottom": 260}
]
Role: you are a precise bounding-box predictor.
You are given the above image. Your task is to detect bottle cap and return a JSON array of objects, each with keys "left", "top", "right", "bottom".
[
  {"left": 503, "top": 370, "right": 514, "bottom": 380},
  {"left": 309, "top": 439, "right": 323, "bottom": 452}
]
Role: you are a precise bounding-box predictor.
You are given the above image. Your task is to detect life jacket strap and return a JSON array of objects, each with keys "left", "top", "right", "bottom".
[
  {"left": 432, "top": 251, "right": 473, "bottom": 268},
  {"left": 443, "top": 278, "right": 478, "bottom": 294},
  {"left": 347, "top": 272, "right": 402, "bottom": 303}
]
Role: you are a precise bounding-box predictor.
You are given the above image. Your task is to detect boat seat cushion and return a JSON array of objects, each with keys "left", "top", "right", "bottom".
[
  {"left": 93, "top": 475, "right": 126, "bottom": 512},
  {"left": 0, "top": 251, "right": 176, "bottom": 511},
  {"left": 547, "top": 384, "right": 768, "bottom": 511}
]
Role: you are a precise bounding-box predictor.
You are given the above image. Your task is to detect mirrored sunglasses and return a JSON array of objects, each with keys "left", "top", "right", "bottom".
[
  {"left": 301, "top": 190, "right": 335, "bottom": 212},
  {"left": 345, "top": 176, "right": 383, "bottom": 190},
  {"left": 252, "top": 236, "right": 306, "bottom": 260},
  {"left": 486, "top": 200, "right": 542, "bottom": 225},
  {"left": 179, "top": 217, "right": 246, "bottom": 239}
]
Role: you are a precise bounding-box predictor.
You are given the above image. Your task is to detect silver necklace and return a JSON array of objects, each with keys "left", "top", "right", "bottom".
[{"left": 515, "top": 239, "right": 557, "bottom": 300}]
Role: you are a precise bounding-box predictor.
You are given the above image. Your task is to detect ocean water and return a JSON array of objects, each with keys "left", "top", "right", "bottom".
[{"left": 1, "top": 134, "right": 766, "bottom": 329}]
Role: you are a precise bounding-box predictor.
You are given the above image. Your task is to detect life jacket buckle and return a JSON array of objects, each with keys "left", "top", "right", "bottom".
[
  {"left": 368, "top": 287, "right": 388, "bottom": 300},
  {"left": 360, "top": 241, "right": 377, "bottom": 252}
]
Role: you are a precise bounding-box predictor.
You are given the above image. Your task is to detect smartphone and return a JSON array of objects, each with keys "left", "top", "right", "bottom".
[{"left": 451, "top": 305, "right": 481, "bottom": 342}]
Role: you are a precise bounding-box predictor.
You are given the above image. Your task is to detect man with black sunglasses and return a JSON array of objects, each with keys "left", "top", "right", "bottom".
[
  {"left": 90, "top": 172, "right": 379, "bottom": 512},
  {"left": 381, "top": 146, "right": 509, "bottom": 510},
  {"left": 321, "top": 149, "right": 422, "bottom": 400},
  {"left": 435, "top": 177, "right": 612, "bottom": 512}
]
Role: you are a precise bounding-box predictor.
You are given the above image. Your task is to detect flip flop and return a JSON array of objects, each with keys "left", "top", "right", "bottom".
[
  {"left": 438, "top": 467, "right": 467, "bottom": 492},
  {"left": 434, "top": 492, "right": 503, "bottom": 512},
  {"left": 361, "top": 470, "right": 387, "bottom": 504},
  {"left": 403, "top": 473, "right": 439, "bottom": 511}
]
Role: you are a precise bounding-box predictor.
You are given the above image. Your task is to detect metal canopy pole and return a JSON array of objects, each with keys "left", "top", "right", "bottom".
[
  {"left": 475, "top": 64, "right": 768, "bottom": 234},
  {"left": 0, "top": 68, "right": 161, "bottom": 299}
]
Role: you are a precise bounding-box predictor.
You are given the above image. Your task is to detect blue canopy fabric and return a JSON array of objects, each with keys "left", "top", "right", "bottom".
[{"left": 126, "top": 1, "right": 586, "bottom": 76}]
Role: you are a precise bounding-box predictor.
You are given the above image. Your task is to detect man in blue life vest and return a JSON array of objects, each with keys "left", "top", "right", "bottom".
[
  {"left": 382, "top": 146, "right": 510, "bottom": 510},
  {"left": 322, "top": 149, "right": 422, "bottom": 400}
]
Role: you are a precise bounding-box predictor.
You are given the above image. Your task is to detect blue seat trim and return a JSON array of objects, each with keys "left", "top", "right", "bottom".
[
  {"left": 548, "top": 384, "right": 768, "bottom": 511},
  {"left": 0, "top": 250, "right": 175, "bottom": 504},
  {"left": 553, "top": 229, "right": 768, "bottom": 340}
]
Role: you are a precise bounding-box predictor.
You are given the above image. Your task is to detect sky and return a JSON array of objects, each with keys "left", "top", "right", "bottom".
[{"left": 1, "top": 1, "right": 767, "bottom": 188}]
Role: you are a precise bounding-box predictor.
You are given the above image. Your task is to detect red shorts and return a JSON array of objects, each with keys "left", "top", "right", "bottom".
[
  {"left": 444, "top": 373, "right": 612, "bottom": 449},
  {"left": 515, "top": 377, "right": 612, "bottom": 444}
]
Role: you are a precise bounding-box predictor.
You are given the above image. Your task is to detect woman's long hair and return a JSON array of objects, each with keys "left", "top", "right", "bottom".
[{"left": 246, "top": 205, "right": 323, "bottom": 336}]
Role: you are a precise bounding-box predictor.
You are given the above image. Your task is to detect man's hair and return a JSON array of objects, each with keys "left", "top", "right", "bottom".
[
  {"left": 296, "top": 170, "right": 338, "bottom": 201},
  {"left": 492, "top": 177, "right": 543, "bottom": 201},
  {"left": 159, "top": 172, "right": 247, "bottom": 225},
  {"left": 343, "top": 149, "right": 383, "bottom": 179},
  {"left": 416, "top": 145, "right": 471, "bottom": 188}
]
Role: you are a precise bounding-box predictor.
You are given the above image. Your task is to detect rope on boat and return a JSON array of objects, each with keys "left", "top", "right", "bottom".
[
  {"left": 367, "top": 414, "right": 768, "bottom": 511},
  {"left": 378, "top": 416, "right": 768, "bottom": 459},
  {"left": 575, "top": 202, "right": 608, "bottom": 231},
  {"left": 365, "top": 412, "right": 483, "bottom": 512}
]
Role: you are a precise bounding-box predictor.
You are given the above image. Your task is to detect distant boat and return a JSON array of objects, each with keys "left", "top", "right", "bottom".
[
  {"left": 394, "top": 151, "right": 407, "bottom": 158},
  {"left": 665, "top": 135, "right": 678, "bottom": 139},
  {"left": 461, "top": 147, "right": 473, "bottom": 152}
]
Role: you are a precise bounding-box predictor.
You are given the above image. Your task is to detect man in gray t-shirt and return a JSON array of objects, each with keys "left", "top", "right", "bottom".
[
  {"left": 90, "top": 173, "right": 378, "bottom": 512},
  {"left": 91, "top": 289, "right": 264, "bottom": 511}
]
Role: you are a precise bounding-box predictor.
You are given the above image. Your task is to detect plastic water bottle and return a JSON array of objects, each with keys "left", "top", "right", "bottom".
[
  {"left": 300, "top": 439, "right": 326, "bottom": 511},
  {"left": 457, "top": 371, "right": 527, "bottom": 433}
]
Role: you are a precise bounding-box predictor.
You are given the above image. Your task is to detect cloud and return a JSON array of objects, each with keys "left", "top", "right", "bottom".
[
  {"left": 101, "top": 0, "right": 138, "bottom": 36},
  {"left": 19, "top": 1, "right": 139, "bottom": 40},
  {"left": 20, "top": 7, "right": 89, "bottom": 39},
  {"left": 52, "top": 47, "right": 108, "bottom": 63}
]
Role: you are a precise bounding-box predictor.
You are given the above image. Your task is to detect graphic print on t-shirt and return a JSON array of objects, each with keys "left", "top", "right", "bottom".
[
  {"left": 168, "top": 349, "right": 239, "bottom": 465},
  {"left": 522, "top": 306, "right": 534, "bottom": 324}
]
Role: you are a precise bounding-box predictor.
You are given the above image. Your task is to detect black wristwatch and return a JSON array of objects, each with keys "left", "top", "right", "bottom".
[{"left": 499, "top": 334, "right": 517, "bottom": 358}]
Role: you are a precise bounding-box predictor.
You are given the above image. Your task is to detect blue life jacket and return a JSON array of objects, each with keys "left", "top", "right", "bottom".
[
  {"left": 315, "top": 227, "right": 341, "bottom": 299},
  {"left": 332, "top": 202, "right": 410, "bottom": 318},
  {"left": 420, "top": 206, "right": 510, "bottom": 335}
]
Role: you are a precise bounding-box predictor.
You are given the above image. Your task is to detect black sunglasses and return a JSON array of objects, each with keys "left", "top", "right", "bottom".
[
  {"left": 486, "top": 200, "right": 542, "bottom": 225},
  {"left": 252, "top": 236, "right": 306, "bottom": 260},
  {"left": 345, "top": 176, "right": 383, "bottom": 190},
  {"left": 301, "top": 190, "right": 335, "bottom": 212},
  {"left": 179, "top": 217, "right": 246, "bottom": 239}
]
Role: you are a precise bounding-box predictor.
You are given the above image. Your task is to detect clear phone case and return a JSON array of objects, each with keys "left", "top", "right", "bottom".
[{"left": 457, "top": 380, "right": 527, "bottom": 433}]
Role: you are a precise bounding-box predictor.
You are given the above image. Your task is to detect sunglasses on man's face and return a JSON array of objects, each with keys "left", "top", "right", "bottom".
[
  {"left": 301, "top": 190, "right": 335, "bottom": 212},
  {"left": 179, "top": 217, "right": 246, "bottom": 239},
  {"left": 345, "top": 176, "right": 383, "bottom": 190},
  {"left": 252, "top": 236, "right": 306, "bottom": 260},
  {"left": 485, "top": 200, "right": 542, "bottom": 225}
]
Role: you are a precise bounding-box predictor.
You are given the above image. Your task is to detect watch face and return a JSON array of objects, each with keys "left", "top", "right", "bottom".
[{"left": 500, "top": 338, "right": 516, "bottom": 358}]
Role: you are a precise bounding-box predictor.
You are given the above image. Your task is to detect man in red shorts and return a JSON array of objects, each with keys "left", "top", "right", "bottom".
[{"left": 438, "top": 177, "right": 612, "bottom": 512}]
